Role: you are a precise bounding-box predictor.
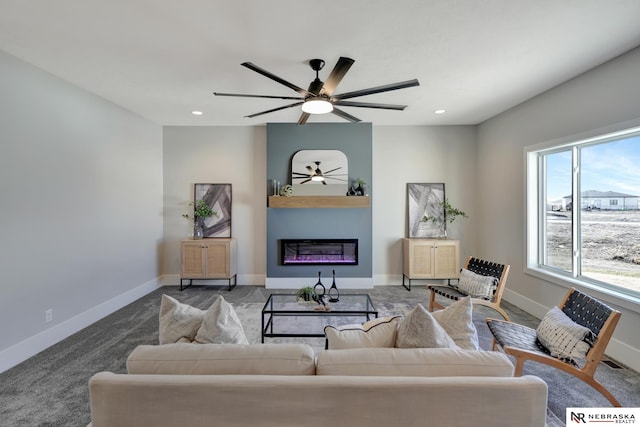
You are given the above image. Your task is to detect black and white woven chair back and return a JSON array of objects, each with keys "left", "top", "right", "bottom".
[
  {"left": 467, "top": 257, "right": 505, "bottom": 282},
  {"left": 562, "top": 288, "right": 613, "bottom": 338}
]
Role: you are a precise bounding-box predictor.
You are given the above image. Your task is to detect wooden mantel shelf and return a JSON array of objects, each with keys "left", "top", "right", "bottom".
[{"left": 268, "top": 195, "right": 370, "bottom": 208}]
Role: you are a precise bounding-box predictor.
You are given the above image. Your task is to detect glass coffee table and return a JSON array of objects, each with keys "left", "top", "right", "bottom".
[{"left": 261, "top": 293, "right": 378, "bottom": 343}]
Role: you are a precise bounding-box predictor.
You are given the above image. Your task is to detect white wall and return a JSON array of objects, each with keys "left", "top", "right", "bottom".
[
  {"left": 0, "top": 51, "right": 163, "bottom": 372},
  {"left": 477, "top": 46, "right": 640, "bottom": 370},
  {"left": 372, "top": 125, "right": 478, "bottom": 285},
  {"left": 161, "top": 126, "right": 267, "bottom": 285}
]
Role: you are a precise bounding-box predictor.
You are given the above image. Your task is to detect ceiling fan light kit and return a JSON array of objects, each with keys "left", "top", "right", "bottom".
[
  {"left": 215, "top": 57, "right": 419, "bottom": 124},
  {"left": 301, "top": 97, "right": 333, "bottom": 114}
]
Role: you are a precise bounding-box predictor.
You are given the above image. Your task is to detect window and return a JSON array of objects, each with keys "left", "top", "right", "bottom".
[{"left": 527, "top": 126, "right": 640, "bottom": 302}]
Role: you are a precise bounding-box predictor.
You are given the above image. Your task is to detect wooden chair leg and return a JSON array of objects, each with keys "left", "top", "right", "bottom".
[
  {"left": 428, "top": 289, "right": 436, "bottom": 312},
  {"left": 513, "top": 357, "right": 525, "bottom": 377},
  {"left": 581, "top": 374, "right": 622, "bottom": 407}
]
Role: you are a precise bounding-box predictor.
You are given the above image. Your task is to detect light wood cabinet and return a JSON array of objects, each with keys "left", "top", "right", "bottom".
[
  {"left": 402, "top": 238, "right": 460, "bottom": 290},
  {"left": 180, "top": 239, "right": 237, "bottom": 290}
]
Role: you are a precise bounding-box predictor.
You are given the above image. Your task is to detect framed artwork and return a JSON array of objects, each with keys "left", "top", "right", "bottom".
[
  {"left": 194, "top": 183, "right": 232, "bottom": 238},
  {"left": 407, "top": 183, "right": 446, "bottom": 238}
]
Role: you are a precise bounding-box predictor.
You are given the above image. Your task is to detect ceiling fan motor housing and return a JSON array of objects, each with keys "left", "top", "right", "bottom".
[{"left": 309, "top": 59, "right": 325, "bottom": 72}]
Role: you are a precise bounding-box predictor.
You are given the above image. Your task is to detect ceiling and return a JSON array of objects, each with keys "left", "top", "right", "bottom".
[{"left": 2, "top": 0, "right": 640, "bottom": 126}]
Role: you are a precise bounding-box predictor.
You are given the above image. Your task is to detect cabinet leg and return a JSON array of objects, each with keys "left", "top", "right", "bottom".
[
  {"left": 402, "top": 274, "right": 411, "bottom": 291},
  {"left": 180, "top": 279, "right": 193, "bottom": 291},
  {"left": 227, "top": 275, "right": 237, "bottom": 291}
]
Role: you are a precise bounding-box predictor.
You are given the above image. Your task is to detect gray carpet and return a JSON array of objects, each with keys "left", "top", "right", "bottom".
[{"left": 1, "top": 285, "right": 638, "bottom": 426}]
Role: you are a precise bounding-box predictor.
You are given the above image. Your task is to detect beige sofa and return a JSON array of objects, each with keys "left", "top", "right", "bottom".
[{"left": 88, "top": 343, "right": 548, "bottom": 427}]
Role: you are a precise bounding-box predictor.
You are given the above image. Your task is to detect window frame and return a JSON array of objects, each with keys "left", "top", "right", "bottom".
[{"left": 525, "top": 122, "right": 640, "bottom": 313}]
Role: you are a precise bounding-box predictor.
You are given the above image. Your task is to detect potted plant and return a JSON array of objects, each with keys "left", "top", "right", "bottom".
[
  {"left": 421, "top": 199, "right": 468, "bottom": 237},
  {"left": 355, "top": 178, "right": 367, "bottom": 196},
  {"left": 182, "top": 199, "right": 218, "bottom": 239},
  {"left": 296, "top": 286, "right": 315, "bottom": 302}
]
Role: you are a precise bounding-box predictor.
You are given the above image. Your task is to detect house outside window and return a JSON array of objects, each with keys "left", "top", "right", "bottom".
[{"left": 526, "top": 126, "right": 640, "bottom": 303}]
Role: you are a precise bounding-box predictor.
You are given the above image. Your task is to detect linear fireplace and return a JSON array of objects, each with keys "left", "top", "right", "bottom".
[{"left": 280, "top": 239, "right": 358, "bottom": 265}]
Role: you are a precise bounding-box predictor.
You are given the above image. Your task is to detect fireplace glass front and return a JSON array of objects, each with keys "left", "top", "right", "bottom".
[{"left": 280, "top": 239, "right": 358, "bottom": 265}]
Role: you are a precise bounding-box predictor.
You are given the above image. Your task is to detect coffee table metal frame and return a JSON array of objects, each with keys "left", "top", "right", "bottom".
[{"left": 261, "top": 293, "right": 378, "bottom": 343}]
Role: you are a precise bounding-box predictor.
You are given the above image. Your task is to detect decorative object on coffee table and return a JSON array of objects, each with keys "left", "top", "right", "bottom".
[
  {"left": 296, "top": 286, "right": 315, "bottom": 302},
  {"left": 313, "top": 271, "right": 325, "bottom": 296},
  {"left": 328, "top": 269, "right": 340, "bottom": 302}
]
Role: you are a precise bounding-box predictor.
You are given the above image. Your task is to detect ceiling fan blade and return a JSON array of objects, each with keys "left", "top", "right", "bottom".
[
  {"left": 298, "top": 112, "right": 311, "bottom": 125},
  {"left": 322, "top": 167, "right": 342, "bottom": 174},
  {"left": 322, "top": 181, "right": 327, "bottom": 185},
  {"left": 300, "top": 178, "right": 311, "bottom": 184},
  {"left": 331, "top": 107, "right": 361, "bottom": 123},
  {"left": 321, "top": 57, "right": 355, "bottom": 96},
  {"left": 241, "top": 62, "right": 313, "bottom": 97},
  {"left": 333, "top": 100, "right": 407, "bottom": 110},
  {"left": 333, "top": 78, "right": 420, "bottom": 100},
  {"left": 214, "top": 92, "right": 304, "bottom": 101},
  {"left": 245, "top": 102, "right": 303, "bottom": 118},
  {"left": 292, "top": 172, "right": 312, "bottom": 177}
]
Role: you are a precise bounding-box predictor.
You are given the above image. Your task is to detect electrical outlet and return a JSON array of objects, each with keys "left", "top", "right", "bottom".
[{"left": 45, "top": 309, "right": 53, "bottom": 323}]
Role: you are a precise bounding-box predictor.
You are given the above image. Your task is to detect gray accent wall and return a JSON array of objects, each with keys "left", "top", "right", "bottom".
[{"left": 266, "top": 123, "right": 373, "bottom": 281}]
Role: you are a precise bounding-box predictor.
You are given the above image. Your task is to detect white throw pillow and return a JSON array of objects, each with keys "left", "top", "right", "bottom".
[
  {"left": 536, "top": 306, "right": 593, "bottom": 361},
  {"left": 432, "top": 296, "right": 479, "bottom": 350},
  {"left": 395, "top": 304, "right": 459, "bottom": 349},
  {"left": 324, "top": 316, "right": 401, "bottom": 349},
  {"left": 194, "top": 295, "right": 249, "bottom": 345},
  {"left": 456, "top": 268, "right": 498, "bottom": 300},
  {"left": 158, "top": 294, "right": 205, "bottom": 344}
]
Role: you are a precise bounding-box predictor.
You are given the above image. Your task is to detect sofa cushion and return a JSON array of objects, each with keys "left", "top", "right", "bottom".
[
  {"left": 536, "top": 306, "right": 593, "bottom": 361},
  {"left": 194, "top": 295, "right": 248, "bottom": 345},
  {"left": 455, "top": 268, "right": 498, "bottom": 300},
  {"left": 431, "top": 296, "right": 479, "bottom": 350},
  {"left": 127, "top": 343, "right": 316, "bottom": 375},
  {"left": 396, "top": 304, "right": 459, "bottom": 349},
  {"left": 324, "top": 316, "right": 401, "bottom": 349},
  {"left": 316, "top": 347, "right": 515, "bottom": 377},
  {"left": 158, "top": 294, "right": 205, "bottom": 344}
]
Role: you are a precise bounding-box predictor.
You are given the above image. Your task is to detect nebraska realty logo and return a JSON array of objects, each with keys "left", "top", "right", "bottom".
[{"left": 567, "top": 408, "right": 638, "bottom": 424}]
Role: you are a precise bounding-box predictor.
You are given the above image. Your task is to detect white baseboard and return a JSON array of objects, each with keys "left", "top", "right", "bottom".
[
  {"left": 503, "top": 289, "right": 640, "bottom": 373},
  {"left": 373, "top": 274, "right": 402, "bottom": 286},
  {"left": 0, "top": 277, "right": 162, "bottom": 374}
]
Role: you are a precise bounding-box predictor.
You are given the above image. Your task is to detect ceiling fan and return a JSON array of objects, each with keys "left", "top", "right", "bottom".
[
  {"left": 292, "top": 161, "right": 346, "bottom": 184},
  {"left": 214, "top": 57, "right": 420, "bottom": 125}
]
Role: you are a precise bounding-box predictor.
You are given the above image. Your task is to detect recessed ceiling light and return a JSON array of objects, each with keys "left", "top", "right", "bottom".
[
  {"left": 191, "top": 110, "right": 203, "bottom": 116},
  {"left": 434, "top": 109, "right": 446, "bottom": 114}
]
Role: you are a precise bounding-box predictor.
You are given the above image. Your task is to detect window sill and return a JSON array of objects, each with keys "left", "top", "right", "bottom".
[{"left": 525, "top": 266, "right": 640, "bottom": 314}]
